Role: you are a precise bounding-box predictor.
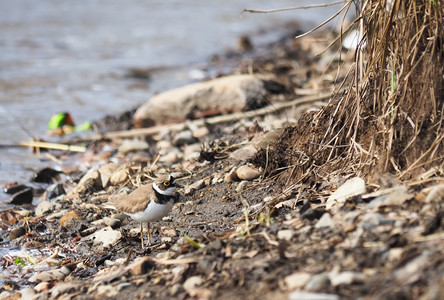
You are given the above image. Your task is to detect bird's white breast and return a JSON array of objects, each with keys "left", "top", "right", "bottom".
[{"left": 126, "top": 198, "right": 174, "bottom": 223}]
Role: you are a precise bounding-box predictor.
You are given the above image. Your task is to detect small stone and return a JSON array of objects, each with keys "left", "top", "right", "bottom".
[
  {"left": 51, "top": 282, "right": 77, "bottom": 298},
  {"left": 59, "top": 211, "right": 81, "bottom": 228},
  {"left": 236, "top": 165, "right": 261, "bottom": 181},
  {"left": 118, "top": 139, "right": 149, "bottom": 154},
  {"left": 224, "top": 169, "right": 239, "bottom": 183},
  {"left": 91, "top": 226, "right": 122, "bottom": 247},
  {"left": 9, "top": 226, "right": 26, "bottom": 240},
  {"left": 159, "top": 148, "right": 182, "bottom": 163},
  {"left": 173, "top": 130, "right": 197, "bottom": 147},
  {"left": 45, "top": 183, "right": 66, "bottom": 200},
  {"left": 33, "top": 282, "right": 50, "bottom": 292},
  {"left": 284, "top": 272, "right": 312, "bottom": 290},
  {"left": 35, "top": 201, "right": 59, "bottom": 217},
  {"left": 183, "top": 276, "right": 203, "bottom": 292},
  {"left": 229, "top": 145, "right": 258, "bottom": 162},
  {"left": 96, "top": 285, "right": 118, "bottom": 298},
  {"left": 117, "top": 282, "right": 132, "bottom": 291},
  {"left": 129, "top": 257, "right": 155, "bottom": 276},
  {"left": 20, "top": 287, "right": 36, "bottom": 300},
  {"left": 361, "top": 212, "right": 394, "bottom": 230},
  {"left": 326, "top": 177, "right": 366, "bottom": 210},
  {"left": 305, "top": 274, "right": 330, "bottom": 292},
  {"left": 288, "top": 291, "right": 339, "bottom": 300},
  {"left": 103, "top": 217, "right": 121, "bottom": 228},
  {"left": 183, "top": 143, "right": 202, "bottom": 161},
  {"left": 315, "top": 213, "right": 333, "bottom": 228},
  {"left": 185, "top": 179, "right": 207, "bottom": 195},
  {"left": 425, "top": 184, "right": 444, "bottom": 203},
  {"left": 99, "top": 163, "right": 121, "bottom": 188},
  {"left": 157, "top": 140, "right": 172, "bottom": 149},
  {"left": 110, "top": 168, "right": 128, "bottom": 186},
  {"left": 192, "top": 127, "right": 209, "bottom": 138},
  {"left": 329, "top": 271, "right": 367, "bottom": 286},
  {"left": 170, "top": 283, "right": 183, "bottom": 296},
  {"left": 236, "top": 181, "right": 249, "bottom": 193},
  {"left": 29, "top": 266, "right": 72, "bottom": 283},
  {"left": 277, "top": 229, "right": 294, "bottom": 241},
  {"left": 160, "top": 227, "right": 177, "bottom": 237},
  {"left": 76, "top": 168, "right": 102, "bottom": 193},
  {"left": 9, "top": 188, "right": 33, "bottom": 205}
]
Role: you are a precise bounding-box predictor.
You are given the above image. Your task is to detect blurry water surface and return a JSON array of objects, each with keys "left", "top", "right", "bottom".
[{"left": 0, "top": 0, "right": 342, "bottom": 203}]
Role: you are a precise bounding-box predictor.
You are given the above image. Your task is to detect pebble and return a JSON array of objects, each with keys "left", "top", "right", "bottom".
[
  {"left": 173, "top": 130, "right": 197, "bottom": 147},
  {"left": 76, "top": 168, "right": 102, "bottom": 193},
  {"left": 288, "top": 291, "right": 339, "bottom": 300},
  {"left": 305, "top": 273, "right": 330, "bottom": 292},
  {"left": 228, "top": 145, "right": 258, "bottom": 162},
  {"left": 9, "top": 188, "right": 33, "bottom": 205},
  {"left": 192, "top": 127, "right": 209, "bottom": 138},
  {"left": 117, "top": 282, "right": 132, "bottom": 291},
  {"left": 236, "top": 165, "right": 261, "bottom": 181},
  {"left": 9, "top": 226, "right": 26, "bottom": 240},
  {"left": 91, "top": 226, "right": 122, "bottom": 247},
  {"left": 51, "top": 282, "right": 77, "bottom": 298},
  {"left": 314, "top": 213, "right": 333, "bottom": 228},
  {"left": 35, "top": 201, "right": 60, "bottom": 217},
  {"left": 59, "top": 211, "right": 81, "bottom": 228},
  {"left": 425, "top": 184, "right": 444, "bottom": 203},
  {"left": 326, "top": 177, "right": 366, "bottom": 210},
  {"left": 184, "top": 179, "right": 207, "bottom": 195},
  {"left": 118, "top": 139, "right": 149, "bottom": 154},
  {"left": 99, "top": 163, "right": 121, "bottom": 188},
  {"left": 96, "top": 285, "right": 118, "bottom": 298},
  {"left": 45, "top": 183, "right": 66, "bottom": 200},
  {"left": 361, "top": 212, "right": 394, "bottom": 230},
  {"left": 20, "top": 287, "right": 36, "bottom": 300},
  {"left": 33, "top": 282, "right": 50, "bottom": 292},
  {"left": 284, "top": 272, "right": 312, "bottom": 290},
  {"left": 29, "top": 266, "right": 72, "bottom": 283},
  {"left": 160, "top": 227, "right": 177, "bottom": 237},
  {"left": 224, "top": 169, "right": 239, "bottom": 183},
  {"left": 183, "top": 275, "right": 203, "bottom": 292},
  {"left": 277, "top": 229, "right": 294, "bottom": 241},
  {"left": 329, "top": 271, "right": 367, "bottom": 286},
  {"left": 103, "top": 217, "right": 121, "bottom": 228},
  {"left": 110, "top": 168, "right": 128, "bottom": 186},
  {"left": 129, "top": 257, "right": 155, "bottom": 276}
]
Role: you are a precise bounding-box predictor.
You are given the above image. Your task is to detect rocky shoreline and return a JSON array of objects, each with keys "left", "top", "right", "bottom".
[{"left": 1, "top": 27, "right": 444, "bottom": 300}]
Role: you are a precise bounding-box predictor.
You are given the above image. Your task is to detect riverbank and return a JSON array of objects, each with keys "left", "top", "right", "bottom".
[{"left": 1, "top": 23, "right": 444, "bottom": 300}]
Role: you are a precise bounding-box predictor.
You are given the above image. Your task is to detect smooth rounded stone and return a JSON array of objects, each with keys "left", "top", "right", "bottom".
[
  {"left": 103, "top": 217, "right": 121, "bottom": 228},
  {"left": 46, "top": 209, "right": 69, "bottom": 220},
  {"left": 157, "top": 140, "right": 173, "bottom": 150},
  {"left": 29, "top": 266, "right": 72, "bottom": 283},
  {"left": 159, "top": 148, "right": 182, "bottom": 163},
  {"left": 183, "top": 276, "right": 203, "bottom": 293},
  {"left": 288, "top": 291, "right": 339, "bottom": 300},
  {"left": 110, "top": 168, "right": 128, "bottom": 186},
  {"left": 305, "top": 274, "right": 331, "bottom": 292},
  {"left": 9, "top": 188, "right": 33, "bottom": 205},
  {"left": 184, "top": 179, "right": 207, "bottom": 195},
  {"left": 9, "top": 226, "right": 26, "bottom": 240},
  {"left": 51, "top": 282, "right": 77, "bottom": 298},
  {"left": 76, "top": 168, "right": 102, "bottom": 193},
  {"left": 191, "top": 127, "right": 209, "bottom": 138},
  {"left": 277, "top": 229, "right": 294, "bottom": 241},
  {"left": 329, "top": 271, "right": 367, "bottom": 287},
  {"left": 314, "top": 213, "right": 333, "bottom": 228},
  {"left": 91, "top": 226, "right": 122, "bottom": 247},
  {"left": 20, "top": 287, "right": 36, "bottom": 300},
  {"left": 46, "top": 183, "right": 66, "bottom": 200},
  {"left": 129, "top": 257, "right": 155, "bottom": 276},
  {"left": 236, "top": 181, "right": 249, "bottom": 193},
  {"left": 96, "top": 285, "right": 118, "bottom": 298},
  {"left": 284, "top": 272, "right": 312, "bottom": 290},
  {"left": 236, "top": 165, "right": 261, "bottom": 181},
  {"left": 251, "top": 128, "right": 284, "bottom": 150},
  {"left": 224, "top": 169, "right": 239, "bottom": 183},
  {"left": 35, "top": 201, "right": 60, "bottom": 217},
  {"left": 229, "top": 145, "right": 258, "bottom": 162},
  {"left": 59, "top": 211, "right": 81, "bottom": 228},
  {"left": 99, "top": 163, "right": 121, "bottom": 188},
  {"left": 33, "top": 282, "right": 50, "bottom": 292},
  {"left": 425, "top": 184, "right": 444, "bottom": 203},
  {"left": 134, "top": 74, "right": 268, "bottom": 128},
  {"left": 183, "top": 143, "right": 202, "bottom": 161},
  {"left": 361, "top": 212, "right": 395, "bottom": 230},
  {"left": 173, "top": 130, "right": 197, "bottom": 147},
  {"left": 118, "top": 139, "right": 149, "bottom": 154},
  {"left": 160, "top": 227, "right": 177, "bottom": 237},
  {"left": 326, "top": 177, "right": 366, "bottom": 210},
  {"left": 169, "top": 283, "right": 183, "bottom": 296}
]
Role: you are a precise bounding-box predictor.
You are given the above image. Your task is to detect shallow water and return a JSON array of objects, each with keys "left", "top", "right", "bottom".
[{"left": 0, "top": 0, "right": 343, "bottom": 204}]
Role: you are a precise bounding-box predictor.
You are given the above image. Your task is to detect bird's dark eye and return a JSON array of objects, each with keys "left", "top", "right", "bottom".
[{"left": 163, "top": 180, "right": 171, "bottom": 187}]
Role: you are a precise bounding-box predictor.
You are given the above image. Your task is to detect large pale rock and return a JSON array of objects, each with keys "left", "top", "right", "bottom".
[
  {"left": 326, "top": 177, "right": 366, "bottom": 210},
  {"left": 134, "top": 75, "right": 269, "bottom": 127}
]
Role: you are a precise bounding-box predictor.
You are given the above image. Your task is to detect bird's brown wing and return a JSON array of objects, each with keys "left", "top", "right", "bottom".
[{"left": 107, "top": 184, "right": 153, "bottom": 213}]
